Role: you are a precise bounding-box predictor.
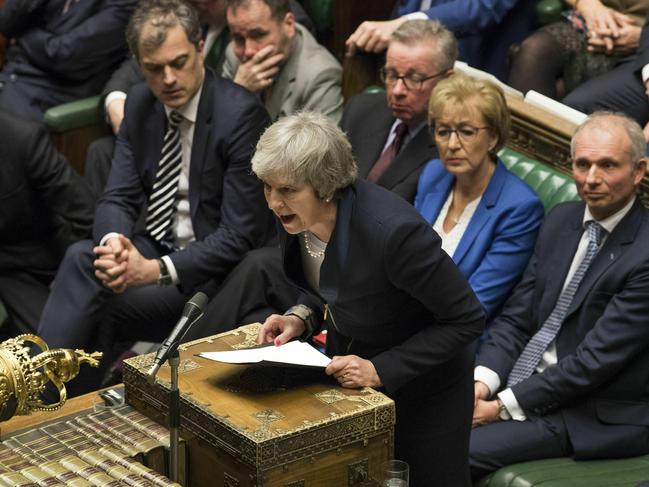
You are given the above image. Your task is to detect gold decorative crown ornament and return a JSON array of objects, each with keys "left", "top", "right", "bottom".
[{"left": 0, "top": 334, "right": 102, "bottom": 421}]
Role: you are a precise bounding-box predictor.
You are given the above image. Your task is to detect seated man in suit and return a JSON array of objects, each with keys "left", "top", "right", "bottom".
[
  {"left": 222, "top": 0, "right": 343, "bottom": 122},
  {"left": 0, "top": 108, "right": 94, "bottom": 337},
  {"left": 37, "top": 0, "right": 271, "bottom": 395},
  {"left": 469, "top": 112, "right": 649, "bottom": 482},
  {"left": 564, "top": 13, "right": 649, "bottom": 140},
  {"left": 0, "top": 0, "right": 138, "bottom": 121},
  {"left": 84, "top": 0, "right": 315, "bottom": 201},
  {"left": 183, "top": 19, "right": 456, "bottom": 340},
  {"left": 345, "top": 0, "right": 536, "bottom": 81}
]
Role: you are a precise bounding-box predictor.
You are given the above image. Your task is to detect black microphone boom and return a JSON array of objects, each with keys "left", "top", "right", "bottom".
[{"left": 147, "top": 291, "right": 208, "bottom": 381}]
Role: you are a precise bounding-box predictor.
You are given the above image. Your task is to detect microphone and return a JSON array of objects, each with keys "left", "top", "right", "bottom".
[{"left": 147, "top": 291, "right": 208, "bottom": 382}]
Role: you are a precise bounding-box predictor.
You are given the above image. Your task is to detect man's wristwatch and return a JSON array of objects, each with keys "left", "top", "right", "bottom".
[
  {"left": 496, "top": 398, "right": 512, "bottom": 421},
  {"left": 157, "top": 259, "right": 172, "bottom": 286}
]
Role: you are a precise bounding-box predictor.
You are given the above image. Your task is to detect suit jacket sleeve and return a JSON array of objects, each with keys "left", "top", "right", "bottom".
[
  {"left": 15, "top": 0, "right": 137, "bottom": 80},
  {"left": 468, "top": 194, "right": 544, "bottom": 319},
  {"left": 421, "top": 0, "right": 518, "bottom": 37},
  {"left": 0, "top": 0, "right": 47, "bottom": 37},
  {"left": 370, "top": 216, "right": 485, "bottom": 392},
  {"left": 98, "top": 57, "right": 144, "bottom": 122}
]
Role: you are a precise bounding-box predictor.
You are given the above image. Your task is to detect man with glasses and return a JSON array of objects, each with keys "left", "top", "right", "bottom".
[
  {"left": 341, "top": 19, "right": 457, "bottom": 203},
  {"left": 469, "top": 112, "right": 649, "bottom": 482}
]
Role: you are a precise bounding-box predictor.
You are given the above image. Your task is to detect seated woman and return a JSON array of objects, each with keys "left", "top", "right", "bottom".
[
  {"left": 255, "top": 111, "right": 485, "bottom": 487},
  {"left": 508, "top": 0, "right": 647, "bottom": 98},
  {"left": 415, "top": 74, "right": 544, "bottom": 320}
]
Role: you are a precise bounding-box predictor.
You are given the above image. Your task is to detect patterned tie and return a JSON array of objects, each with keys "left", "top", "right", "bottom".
[
  {"left": 145, "top": 111, "right": 183, "bottom": 243},
  {"left": 507, "top": 221, "right": 604, "bottom": 387},
  {"left": 367, "top": 123, "right": 408, "bottom": 183}
]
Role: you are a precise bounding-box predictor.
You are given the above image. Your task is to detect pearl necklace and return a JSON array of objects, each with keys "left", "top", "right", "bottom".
[{"left": 302, "top": 232, "right": 325, "bottom": 258}]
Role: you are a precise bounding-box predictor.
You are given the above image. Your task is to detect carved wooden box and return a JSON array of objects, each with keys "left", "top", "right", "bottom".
[{"left": 123, "top": 324, "right": 395, "bottom": 487}]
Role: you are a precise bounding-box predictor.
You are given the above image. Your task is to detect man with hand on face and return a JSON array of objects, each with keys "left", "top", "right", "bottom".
[
  {"left": 222, "top": 0, "right": 343, "bottom": 121},
  {"left": 469, "top": 112, "right": 649, "bottom": 482},
  {"left": 37, "top": 0, "right": 271, "bottom": 396}
]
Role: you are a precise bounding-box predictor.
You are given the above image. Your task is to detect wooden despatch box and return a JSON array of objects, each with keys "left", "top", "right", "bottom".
[{"left": 123, "top": 324, "right": 395, "bottom": 487}]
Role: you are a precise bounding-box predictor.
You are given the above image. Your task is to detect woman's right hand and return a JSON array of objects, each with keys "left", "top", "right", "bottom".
[{"left": 257, "top": 314, "right": 305, "bottom": 346}]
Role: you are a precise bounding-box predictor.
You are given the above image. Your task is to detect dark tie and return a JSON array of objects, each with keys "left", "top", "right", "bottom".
[
  {"left": 507, "top": 221, "right": 604, "bottom": 387},
  {"left": 145, "top": 111, "right": 183, "bottom": 243},
  {"left": 367, "top": 123, "right": 408, "bottom": 183}
]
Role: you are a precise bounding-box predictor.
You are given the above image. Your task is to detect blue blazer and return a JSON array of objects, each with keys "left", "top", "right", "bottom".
[
  {"left": 396, "top": 0, "right": 537, "bottom": 81},
  {"left": 414, "top": 159, "right": 544, "bottom": 319}
]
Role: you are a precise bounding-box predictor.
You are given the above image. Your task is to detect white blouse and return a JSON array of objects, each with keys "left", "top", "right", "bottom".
[{"left": 433, "top": 190, "right": 481, "bottom": 258}]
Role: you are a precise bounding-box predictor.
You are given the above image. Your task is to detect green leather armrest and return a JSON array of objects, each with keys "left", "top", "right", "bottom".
[
  {"left": 537, "top": 0, "right": 564, "bottom": 25},
  {"left": 479, "top": 454, "right": 649, "bottom": 486},
  {"left": 43, "top": 95, "right": 102, "bottom": 133},
  {"left": 499, "top": 147, "right": 580, "bottom": 213}
]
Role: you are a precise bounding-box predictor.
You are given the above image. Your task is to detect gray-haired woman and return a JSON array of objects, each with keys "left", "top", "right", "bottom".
[{"left": 255, "top": 111, "right": 485, "bottom": 487}]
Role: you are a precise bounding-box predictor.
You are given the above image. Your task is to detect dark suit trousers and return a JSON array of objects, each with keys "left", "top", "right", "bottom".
[
  {"left": 183, "top": 246, "right": 299, "bottom": 341},
  {"left": 84, "top": 135, "right": 115, "bottom": 204},
  {"left": 470, "top": 412, "right": 573, "bottom": 482},
  {"left": 0, "top": 270, "right": 53, "bottom": 336},
  {"left": 563, "top": 60, "right": 649, "bottom": 127},
  {"left": 37, "top": 235, "right": 188, "bottom": 395}
]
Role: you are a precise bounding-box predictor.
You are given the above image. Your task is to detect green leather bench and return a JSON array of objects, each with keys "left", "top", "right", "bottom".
[
  {"left": 499, "top": 147, "right": 579, "bottom": 212},
  {"left": 481, "top": 150, "right": 649, "bottom": 487}
]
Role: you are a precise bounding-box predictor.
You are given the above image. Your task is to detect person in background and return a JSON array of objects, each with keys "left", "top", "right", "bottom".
[
  {"left": 223, "top": 0, "right": 342, "bottom": 121},
  {"left": 37, "top": 0, "right": 271, "bottom": 395},
  {"left": 255, "top": 111, "right": 485, "bottom": 487},
  {"left": 415, "top": 74, "right": 544, "bottom": 321},
  {"left": 0, "top": 108, "right": 94, "bottom": 336},
  {"left": 509, "top": 0, "right": 647, "bottom": 99},
  {"left": 345, "top": 0, "right": 536, "bottom": 81},
  {"left": 470, "top": 112, "right": 649, "bottom": 482},
  {"left": 0, "top": 0, "right": 138, "bottom": 120}
]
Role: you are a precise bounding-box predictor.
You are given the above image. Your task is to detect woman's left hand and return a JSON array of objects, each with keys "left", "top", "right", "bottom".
[
  {"left": 472, "top": 399, "right": 500, "bottom": 428},
  {"left": 325, "top": 355, "right": 382, "bottom": 388}
]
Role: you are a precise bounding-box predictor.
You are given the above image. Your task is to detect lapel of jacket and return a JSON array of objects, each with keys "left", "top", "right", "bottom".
[
  {"left": 355, "top": 101, "right": 395, "bottom": 178},
  {"left": 417, "top": 165, "right": 453, "bottom": 225},
  {"left": 188, "top": 69, "right": 214, "bottom": 223},
  {"left": 377, "top": 123, "right": 437, "bottom": 190},
  {"left": 453, "top": 161, "right": 505, "bottom": 265},
  {"left": 144, "top": 102, "right": 166, "bottom": 192},
  {"left": 566, "top": 198, "right": 644, "bottom": 317},
  {"left": 319, "top": 185, "right": 355, "bottom": 305},
  {"left": 538, "top": 204, "right": 585, "bottom": 319},
  {"left": 265, "top": 28, "right": 301, "bottom": 120}
]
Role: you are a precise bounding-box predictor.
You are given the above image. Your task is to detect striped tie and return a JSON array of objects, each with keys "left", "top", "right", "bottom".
[
  {"left": 507, "top": 221, "right": 604, "bottom": 388},
  {"left": 145, "top": 111, "right": 183, "bottom": 243}
]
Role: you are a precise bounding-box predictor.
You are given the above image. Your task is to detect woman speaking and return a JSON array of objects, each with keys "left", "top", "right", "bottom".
[{"left": 254, "top": 111, "right": 485, "bottom": 487}]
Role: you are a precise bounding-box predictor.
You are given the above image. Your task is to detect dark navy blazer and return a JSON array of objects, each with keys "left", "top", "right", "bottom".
[
  {"left": 414, "top": 159, "right": 544, "bottom": 319},
  {"left": 478, "top": 199, "right": 649, "bottom": 459},
  {"left": 94, "top": 69, "right": 272, "bottom": 293}
]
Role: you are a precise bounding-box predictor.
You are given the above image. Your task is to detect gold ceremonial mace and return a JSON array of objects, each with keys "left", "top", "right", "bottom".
[{"left": 0, "top": 334, "right": 102, "bottom": 428}]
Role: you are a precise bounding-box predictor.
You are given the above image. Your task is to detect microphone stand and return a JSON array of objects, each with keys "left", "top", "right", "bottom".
[{"left": 168, "top": 350, "right": 181, "bottom": 484}]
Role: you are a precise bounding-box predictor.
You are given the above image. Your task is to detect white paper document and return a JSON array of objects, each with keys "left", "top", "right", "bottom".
[{"left": 198, "top": 340, "right": 332, "bottom": 368}]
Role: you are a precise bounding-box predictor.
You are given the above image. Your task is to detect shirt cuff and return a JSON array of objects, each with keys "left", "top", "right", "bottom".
[
  {"left": 642, "top": 64, "right": 649, "bottom": 84},
  {"left": 497, "top": 389, "right": 527, "bottom": 421},
  {"left": 105, "top": 91, "right": 127, "bottom": 110},
  {"left": 161, "top": 255, "right": 179, "bottom": 285},
  {"left": 474, "top": 366, "right": 501, "bottom": 397},
  {"left": 403, "top": 12, "right": 428, "bottom": 20},
  {"left": 100, "top": 232, "right": 121, "bottom": 246}
]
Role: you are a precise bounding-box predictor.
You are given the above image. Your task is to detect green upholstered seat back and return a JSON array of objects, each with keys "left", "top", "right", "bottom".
[{"left": 499, "top": 147, "right": 580, "bottom": 213}]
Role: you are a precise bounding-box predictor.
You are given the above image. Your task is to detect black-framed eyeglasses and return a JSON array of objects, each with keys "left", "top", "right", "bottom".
[
  {"left": 431, "top": 125, "right": 491, "bottom": 143},
  {"left": 379, "top": 67, "right": 448, "bottom": 91}
]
